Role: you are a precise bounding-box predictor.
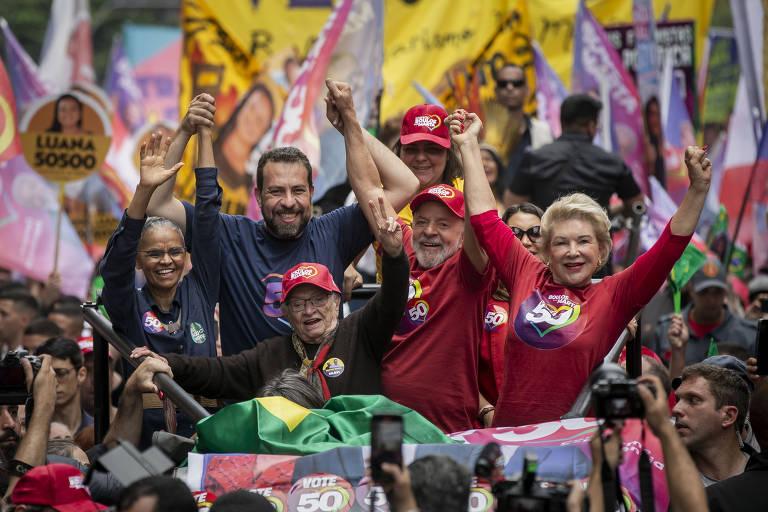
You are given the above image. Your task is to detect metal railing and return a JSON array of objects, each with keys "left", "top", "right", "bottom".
[{"left": 82, "top": 303, "right": 211, "bottom": 443}]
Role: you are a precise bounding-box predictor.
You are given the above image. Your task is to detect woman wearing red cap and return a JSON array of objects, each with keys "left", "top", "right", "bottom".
[
  {"left": 392, "top": 104, "right": 464, "bottom": 225},
  {"left": 451, "top": 109, "right": 712, "bottom": 427}
]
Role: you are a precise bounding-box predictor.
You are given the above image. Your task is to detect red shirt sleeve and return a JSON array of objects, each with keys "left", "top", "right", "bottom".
[
  {"left": 470, "top": 210, "right": 543, "bottom": 291},
  {"left": 611, "top": 221, "right": 692, "bottom": 311}
]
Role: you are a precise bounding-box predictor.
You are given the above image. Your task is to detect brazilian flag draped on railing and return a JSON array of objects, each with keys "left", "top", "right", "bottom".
[
  {"left": 669, "top": 238, "right": 708, "bottom": 313},
  {"left": 194, "top": 395, "right": 455, "bottom": 456}
]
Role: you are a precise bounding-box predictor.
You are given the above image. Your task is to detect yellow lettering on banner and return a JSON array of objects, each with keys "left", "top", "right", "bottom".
[
  {"left": 257, "top": 396, "right": 311, "bottom": 432},
  {"left": 528, "top": 0, "right": 715, "bottom": 90}
]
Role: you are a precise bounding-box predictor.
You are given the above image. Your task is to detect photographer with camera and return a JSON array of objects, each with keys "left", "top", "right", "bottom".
[{"left": 2, "top": 354, "right": 56, "bottom": 499}]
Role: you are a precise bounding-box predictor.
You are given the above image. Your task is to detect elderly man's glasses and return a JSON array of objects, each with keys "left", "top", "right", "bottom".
[
  {"left": 511, "top": 226, "right": 541, "bottom": 241},
  {"left": 287, "top": 294, "right": 331, "bottom": 312},
  {"left": 139, "top": 247, "right": 186, "bottom": 261},
  {"left": 496, "top": 79, "right": 526, "bottom": 89}
]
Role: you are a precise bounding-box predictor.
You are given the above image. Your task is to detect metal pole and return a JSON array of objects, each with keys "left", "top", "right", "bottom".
[
  {"left": 562, "top": 328, "right": 631, "bottom": 419},
  {"left": 81, "top": 303, "right": 210, "bottom": 423},
  {"left": 92, "top": 330, "right": 110, "bottom": 444}
]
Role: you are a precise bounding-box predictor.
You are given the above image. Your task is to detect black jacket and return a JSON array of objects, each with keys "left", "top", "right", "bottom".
[{"left": 165, "top": 250, "right": 410, "bottom": 399}]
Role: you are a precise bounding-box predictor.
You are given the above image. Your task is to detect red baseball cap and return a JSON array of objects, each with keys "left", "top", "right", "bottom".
[
  {"left": 410, "top": 184, "right": 465, "bottom": 219},
  {"left": 400, "top": 104, "right": 451, "bottom": 149},
  {"left": 281, "top": 263, "right": 341, "bottom": 303},
  {"left": 11, "top": 464, "right": 106, "bottom": 511}
]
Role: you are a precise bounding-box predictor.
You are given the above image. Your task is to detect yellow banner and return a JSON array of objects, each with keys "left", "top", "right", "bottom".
[
  {"left": 381, "top": 0, "right": 533, "bottom": 121},
  {"left": 528, "top": 0, "right": 715, "bottom": 90},
  {"left": 178, "top": 0, "right": 330, "bottom": 214}
]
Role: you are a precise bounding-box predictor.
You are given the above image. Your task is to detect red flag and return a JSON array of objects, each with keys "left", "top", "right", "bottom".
[{"left": 0, "top": 57, "right": 22, "bottom": 162}]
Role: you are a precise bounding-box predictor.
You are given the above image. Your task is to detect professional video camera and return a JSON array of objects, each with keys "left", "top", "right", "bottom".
[
  {"left": 475, "top": 443, "right": 570, "bottom": 512},
  {"left": 0, "top": 349, "right": 42, "bottom": 405},
  {"left": 591, "top": 363, "right": 656, "bottom": 421}
]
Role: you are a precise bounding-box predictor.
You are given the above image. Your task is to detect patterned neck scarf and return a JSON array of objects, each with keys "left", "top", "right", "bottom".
[{"left": 291, "top": 325, "right": 339, "bottom": 398}]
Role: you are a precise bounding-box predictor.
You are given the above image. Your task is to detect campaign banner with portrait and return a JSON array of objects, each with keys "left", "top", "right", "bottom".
[
  {"left": 19, "top": 91, "right": 111, "bottom": 183},
  {"left": 604, "top": 21, "right": 696, "bottom": 118},
  {"left": 178, "top": 0, "right": 329, "bottom": 215},
  {"left": 187, "top": 419, "right": 668, "bottom": 512}
]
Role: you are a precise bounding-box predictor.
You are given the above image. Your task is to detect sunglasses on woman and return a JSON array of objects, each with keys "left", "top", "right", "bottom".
[{"left": 510, "top": 225, "right": 541, "bottom": 241}]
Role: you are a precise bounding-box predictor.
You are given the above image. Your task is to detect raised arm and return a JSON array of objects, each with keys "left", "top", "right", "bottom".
[
  {"left": 325, "top": 79, "right": 419, "bottom": 213},
  {"left": 447, "top": 111, "right": 498, "bottom": 216},
  {"left": 190, "top": 123, "right": 222, "bottom": 305},
  {"left": 101, "top": 135, "right": 184, "bottom": 326},
  {"left": 445, "top": 111, "right": 488, "bottom": 273},
  {"left": 358, "top": 197, "right": 409, "bottom": 361},
  {"left": 670, "top": 146, "right": 711, "bottom": 236},
  {"left": 363, "top": 130, "right": 420, "bottom": 211},
  {"left": 639, "top": 374, "right": 708, "bottom": 511},
  {"left": 146, "top": 93, "right": 216, "bottom": 231}
]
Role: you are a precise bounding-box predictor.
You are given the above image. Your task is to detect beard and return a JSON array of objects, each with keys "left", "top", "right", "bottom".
[
  {"left": 0, "top": 427, "right": 19, "bottom": 460},
  {"left": 263, "top": 205, "right": 311, "bottom": 239},
  {"left": 413, "top": 235, "right": 462, "bottom": 269}
]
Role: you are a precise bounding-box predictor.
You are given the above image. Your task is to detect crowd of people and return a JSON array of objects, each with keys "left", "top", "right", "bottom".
[{"left": 0, "top": 67, "right": 766, "bottom": 511}]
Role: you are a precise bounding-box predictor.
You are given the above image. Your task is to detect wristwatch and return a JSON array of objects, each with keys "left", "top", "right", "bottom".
[{"left": 3, "top": 459, "right": 33, "bottom": 477}]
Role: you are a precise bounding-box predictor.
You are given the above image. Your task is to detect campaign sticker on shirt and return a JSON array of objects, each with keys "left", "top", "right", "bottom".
[
  {"left": 142, "top": 311, "right": 164, "bottom": 334},
  {"left": 513, "top": 289, "right": 587, "bottom": 349},
  {"left": 484, "top": 304, "right": 509, "bottom": 332},
  {"left": 322, "top": 357, "right": 345, "bottom": 378},
  {"left": 190, "top": 322, "right": 207, "bottom": 344}
]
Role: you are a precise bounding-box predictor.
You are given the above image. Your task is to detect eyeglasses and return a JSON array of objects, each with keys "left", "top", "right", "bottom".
[
  {"left": 511, "top": 226, "right": 541, "bottom": 241},
  {"left": 286, "top": 294, "right": 331, "bottom": 312},
  {"left": 496, "top": 79, "right": 526, "bottom": 89},
  {"left": 139, "top": 247, "right": 186, "bottom": 261}
]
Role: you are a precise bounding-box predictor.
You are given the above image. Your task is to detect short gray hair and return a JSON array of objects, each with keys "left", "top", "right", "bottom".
[
  {"left": 141, "top": 217, "right": 185, "bottom": 245},
  {"left": 259, "top": 369, "right": 325, "bottom": 409}
]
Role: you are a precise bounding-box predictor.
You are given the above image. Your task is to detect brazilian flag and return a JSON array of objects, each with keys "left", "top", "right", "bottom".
[
  {"left": 669, "top": 240, "right": 708, "bottom": 313},
  {"left": 195, "top": 395, "right": 455, "bottom": 455}
]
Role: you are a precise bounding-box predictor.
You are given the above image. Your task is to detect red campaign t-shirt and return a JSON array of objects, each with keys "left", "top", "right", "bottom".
[
  {"left": 470, "top": 210, "right": 691, "bottom": 427},
  {"left": 382, "top": 224, "right": 494, "bottom": 433},
  {"left": 478, "top": 280, "right": 511, "bottom": 405}
]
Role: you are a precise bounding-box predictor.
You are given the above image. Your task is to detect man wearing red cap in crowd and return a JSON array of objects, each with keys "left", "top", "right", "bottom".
[
  {"left": 9, "top": 463, "right": 106, "bottom": 510},
  {"left": 380, "top": 184, "right": 494, "bottom": 433},
  {"left": 132, "top": 195, "right": 410, "bottom": 402}
]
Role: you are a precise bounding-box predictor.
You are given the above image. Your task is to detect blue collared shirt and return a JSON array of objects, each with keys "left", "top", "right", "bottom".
[
  {"left": 100, "top": 168, "right": 221, "bottom": 356},
  {"left": 182, "top": 196, "right": 372, "bottom": 355}
]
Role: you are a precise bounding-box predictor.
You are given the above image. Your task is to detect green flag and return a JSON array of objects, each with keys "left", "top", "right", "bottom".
[
  {"left": 195, "top": 395, "right": 456, "bottom": 455},
  {"left": 727, "top": 243, "right": 749, "bottom": 279},
  {"left": 669, "top": 241, "right": 708, "bottom": 313}
]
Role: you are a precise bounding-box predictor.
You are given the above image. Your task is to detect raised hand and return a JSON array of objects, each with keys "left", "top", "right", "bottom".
[
  {"left": 368, "top": 196, "right": 403, "bottom": 258},
  {"left": 139, "top": 133, "right": 184, "bottom": 189},
  {"left": 638, "top": 374, "right": 671, "bottom": 437},
  {"left": 181, "top": 93, "right": 216, "bottom": 134},
  {"left": 445, "top": 109, "right": 482, "bottom": 145},
  {"left": 667, "top": 313, "right": 689, "bottom": 352},
  {"left": 684, "top": 146, "right": 712, "bottom": 191}
]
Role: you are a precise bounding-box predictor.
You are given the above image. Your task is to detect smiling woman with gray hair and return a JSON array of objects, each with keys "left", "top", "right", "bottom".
[{"left": 452, "top": 108, "right": 713, "bottom": 427}]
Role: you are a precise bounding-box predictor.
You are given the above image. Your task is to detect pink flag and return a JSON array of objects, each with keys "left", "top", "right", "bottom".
[
  {"left": 572, "top": 0, "right": 648, "bottom": 196},
  {"left": 246, "top": 0, "right": 382, "bottom": 219},
  {"left": 0, "top": 18, "right": 50, "bottom": 114},
  {"left": 533, "top": 42, "right": 567, "bottom": 138},
  {"left": 0, "top": 156, "right": 93, "bottom": 296}
]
